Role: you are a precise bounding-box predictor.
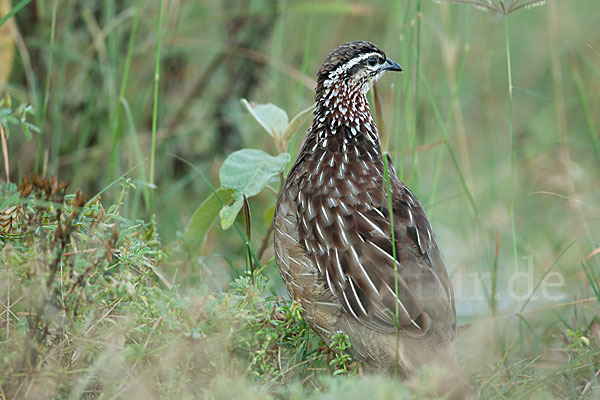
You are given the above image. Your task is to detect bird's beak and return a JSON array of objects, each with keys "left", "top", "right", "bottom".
[{"left": 382, "top": 58, "right": 403, "bottom": 72}]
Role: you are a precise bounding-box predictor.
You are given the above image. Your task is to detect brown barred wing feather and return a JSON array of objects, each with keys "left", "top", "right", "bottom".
[{"left": 299, "top": 159, "right": 454, "bottom": 338}]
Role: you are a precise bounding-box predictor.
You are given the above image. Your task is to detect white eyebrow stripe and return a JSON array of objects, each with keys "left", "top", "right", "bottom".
[{"left": 326, "top": 52, "right": 382, "bottom": 83}]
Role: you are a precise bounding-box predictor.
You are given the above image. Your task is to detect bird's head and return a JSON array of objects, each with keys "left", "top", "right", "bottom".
[{"left": 316, "top": 41, "right": 402, "bottom": 98}]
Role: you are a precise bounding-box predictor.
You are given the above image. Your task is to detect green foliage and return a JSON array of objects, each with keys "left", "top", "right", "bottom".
[
  {"left": 241, "top": 99, "right": 314, "bottom": 153},
  {"left": 2, "top": 0, "right": 600, "bottom": 398},
  {"left": 566, "top": 328, "right": 591, "bottom": 363},
  {"left": 0, "top": 94, "right": 39, "bottom": 141},
  {"left": 227, "top": 275, "right": 326, "bottom": 383},
  {"left": 210, "top": 99, "right": 313, "bottom": 232},
  {"left": 0, "top": 175, "right": 369, "bottom": 398},
  {"left": 186, "top": 187, "right": 234, "bottom": 251},
  {"left": 0, "top": 175, "right": 167, "bottom": 396},
  {"left": 218, "top": 149, "right": 289, "bottom": 229},
  {"left": 329, "top": 332, "right": 357, "bottom": 377},
  {"left": 240, "top": 99, "right": 289, "bottom": 139}
]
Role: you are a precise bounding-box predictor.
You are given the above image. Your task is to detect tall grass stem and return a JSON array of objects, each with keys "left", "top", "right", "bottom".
[
  {"left": 108, "top": 0, "right": 144, "bottom": 184},
  {"left": 148, "top": 0, "right": 163, "bottom": 217},
  {"left": 408, "top": 0, "right": 421, "bottom": 184},
  {"left": 375, "top": 80, "right": 401, "bottom": 378},
  {"left": 38, "top": 0, "right": 57, "bottom": 173},
  {"left": 504, "top": 15, "right": 519, "bottom": 305},
  {"left": 0, "top": 0, "right": 31, "bottom": 27},
  {"left": 421, "top": 74, "right": 478, "bottom": 216},
  {"left": 382, "top": 153, "right": 400, "bottom": 378}
]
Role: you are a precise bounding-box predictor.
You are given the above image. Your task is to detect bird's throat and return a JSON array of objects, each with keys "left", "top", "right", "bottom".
[{"left": 312, "top": 81, "right": 380, "bottom": 148}]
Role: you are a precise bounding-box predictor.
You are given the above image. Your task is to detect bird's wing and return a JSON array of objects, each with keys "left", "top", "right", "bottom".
[{"left": 299, "top": 157, "right": 455, "bottom": 335}]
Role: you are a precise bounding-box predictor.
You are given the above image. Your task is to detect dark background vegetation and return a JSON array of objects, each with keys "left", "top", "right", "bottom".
[{"left": 1, "top": 0, "right": 599, "bottom": 398}]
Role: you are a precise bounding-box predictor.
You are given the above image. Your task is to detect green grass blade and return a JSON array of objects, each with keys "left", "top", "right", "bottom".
[
  {"left": 0, "top": 0, "right": 31, "bottom": 27},
  {"left": 148, "top": 0, "right": 163, "bottom": 218}
]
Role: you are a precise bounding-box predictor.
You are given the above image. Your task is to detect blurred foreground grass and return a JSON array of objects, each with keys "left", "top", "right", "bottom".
[{"left": 1, "top": 0, "right": 600, "bottom": 398}]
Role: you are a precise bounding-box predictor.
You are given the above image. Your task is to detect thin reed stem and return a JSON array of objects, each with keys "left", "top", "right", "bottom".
[
  {"left": 38, "top": 0, "right": 57, "bottom": 174},
  {"left": 400, "top": 24, "right": 415, "bottom": 181},
  {"left": 421, "top": 73, "right": 479, "bottom": 217},
  {"left": 108, "top": 0, "right": 144, "bottom": 184},
  {"left": 382, "top": 154, "right": 400, "bottom": 378},
  {"left": 149, "top": 0, "right": 163, "bottom": 217},
  {"left": 392, "top": 0, "right": 413, "bottom": 169},
  {"left": 504, "top": 15, "right": 519, "bottom": 303},
  {"left": 408, "top": 0, "right": 422, "bottom": 185},
  {"left": 288, "top": 0, "right": 317, "bottom": 157},
  {"left": 374, "top": 76, "right": 400, "bottom": 378}
]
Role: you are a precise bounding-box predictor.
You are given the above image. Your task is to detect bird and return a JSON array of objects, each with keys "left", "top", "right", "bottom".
[{"left": 273, "top": 41, "right": 472, "bottom": 397}]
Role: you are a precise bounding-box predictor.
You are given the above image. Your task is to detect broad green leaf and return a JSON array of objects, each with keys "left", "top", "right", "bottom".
[
  {"left": 281, "top": 104, "right": 315, "bottom": 143},
  {"left": 219, "top": 196, "right": 243, "bottom": 230},
  {"left": 240, "top": 98, "right": 289, "bottom": 138},
  {"left": 186, "top": 188, "right": 234, "bottom": 247},
  {"left": 220, "top": 149, "right": 289, "bottom": 197},
  {"left": 219, "top": 149, "right": 290, "bottom": 229}
]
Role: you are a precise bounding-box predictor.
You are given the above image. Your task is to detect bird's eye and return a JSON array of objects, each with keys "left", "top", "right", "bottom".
[{"left": 367, "top": 57, "right": 377, "bottom": 66}]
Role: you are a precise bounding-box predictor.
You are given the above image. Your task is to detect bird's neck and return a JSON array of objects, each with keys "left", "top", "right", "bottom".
[
  {"left": 288, "top": 81, "right": 386, "bottom": 195},
  {"left": 311, "top": 81, "right": 380, "bottom": 150}
]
